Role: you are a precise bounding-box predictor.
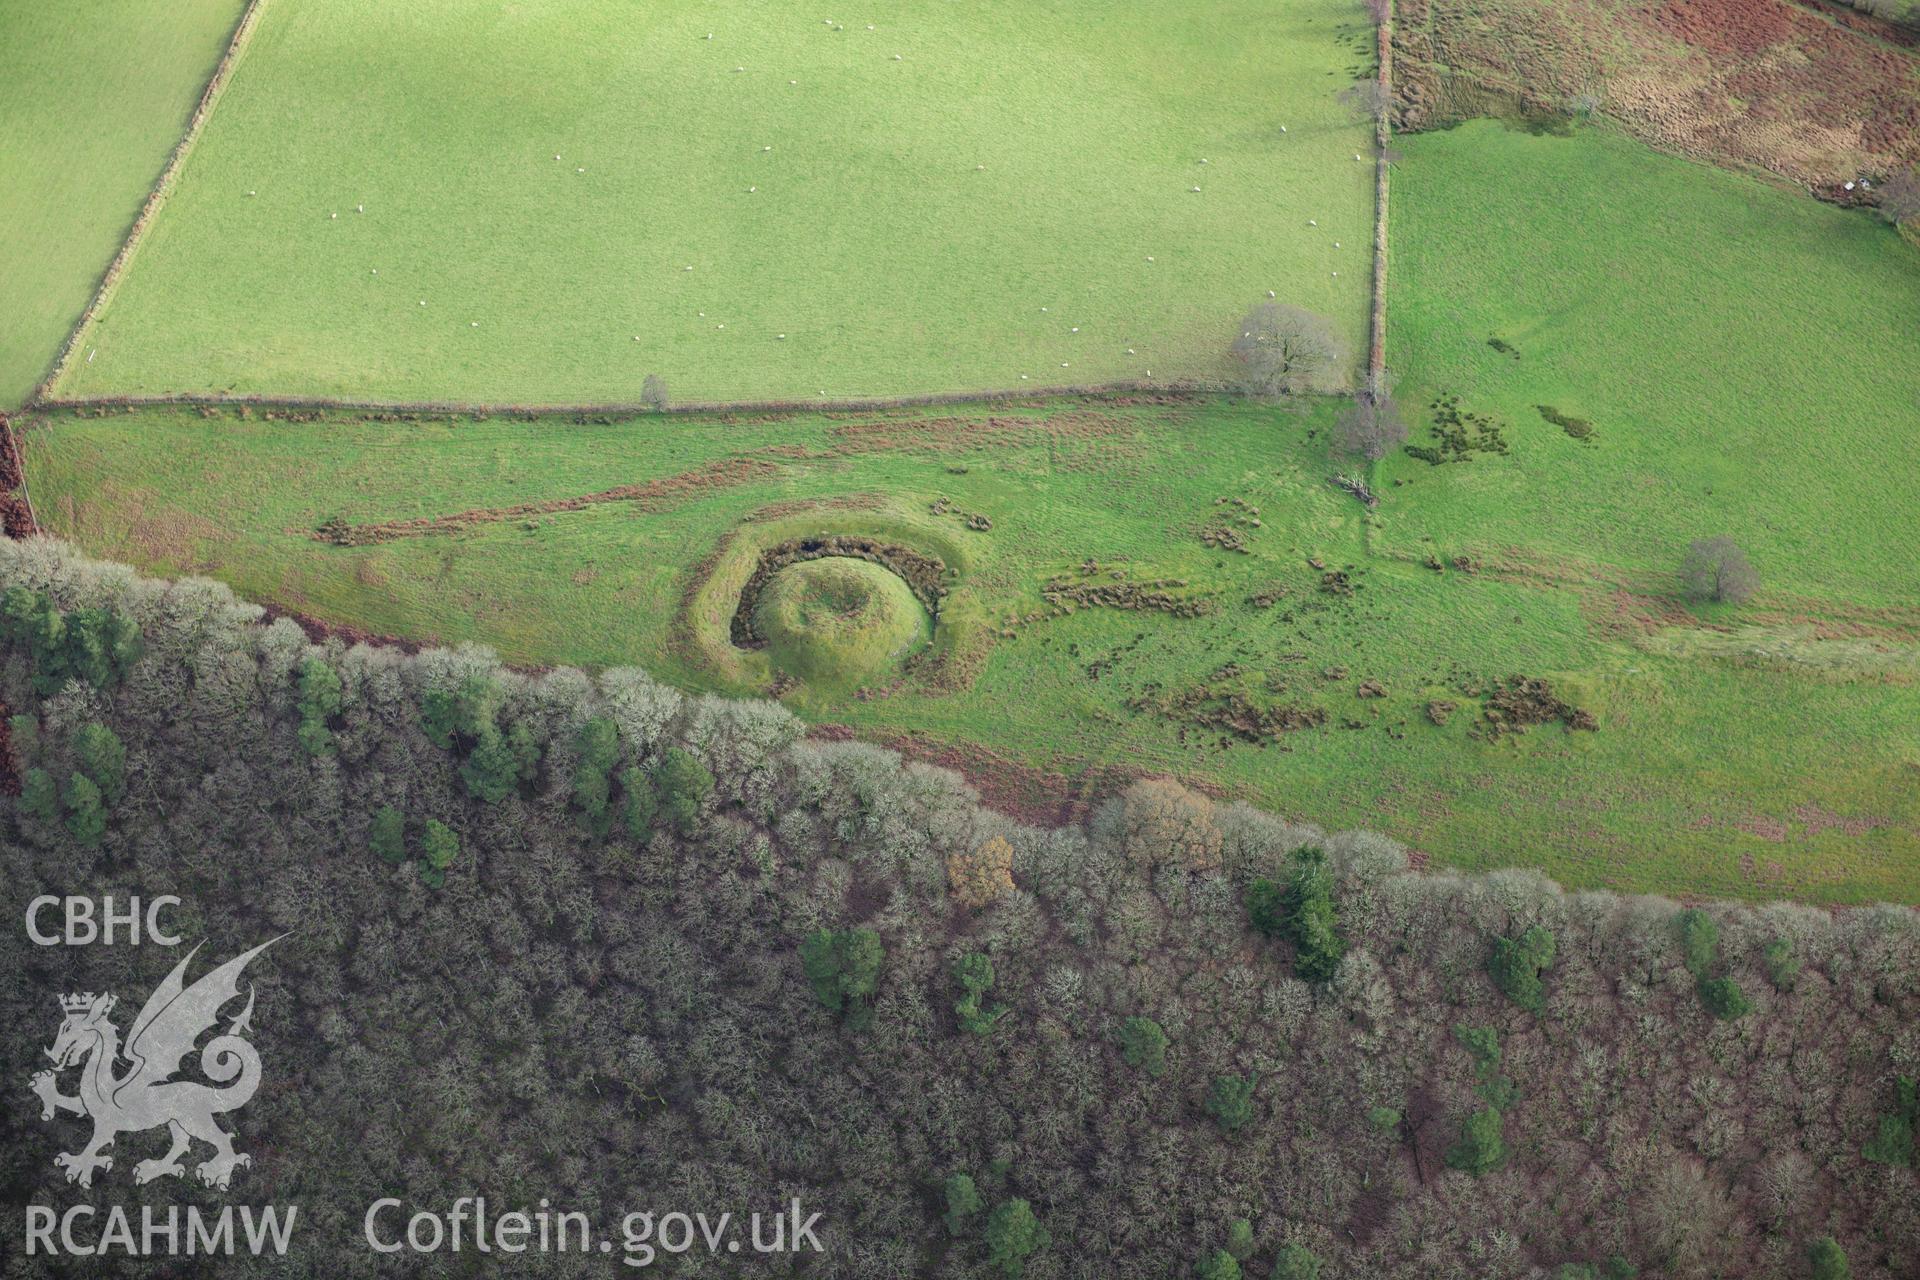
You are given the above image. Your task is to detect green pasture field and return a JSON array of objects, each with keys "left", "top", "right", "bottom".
[
  {"left": 23, "top": 395, "right": 1919, "bottom": 903},
  {"left": 0, "top": 0, "right": 248, "bottom": 409},
  {"left": 50, "top": 0, "right": 1377, "bottom": 406},
  {"left": 1382, "top": 121, "right": 1920, "bottom": 612}
]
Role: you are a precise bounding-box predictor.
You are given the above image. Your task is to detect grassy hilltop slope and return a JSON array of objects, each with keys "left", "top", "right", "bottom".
[
  {"left": 51, "top": 0, "right": 1376, "bottom": 404},
  {"left": 26, "top": 387, "right": 1920, "bottom": 903},
  {"left": 0, "top": 0, "right": 249, "bottom": 408}
]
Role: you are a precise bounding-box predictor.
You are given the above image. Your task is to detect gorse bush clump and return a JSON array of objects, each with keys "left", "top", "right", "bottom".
[{"left": 1, "top": 540, "right": 1915, "bottom": 1280}]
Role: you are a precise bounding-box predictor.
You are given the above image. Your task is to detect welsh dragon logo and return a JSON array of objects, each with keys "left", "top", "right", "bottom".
[{"left": 29, "top": 939, "right": 278, "bottom": 1191}]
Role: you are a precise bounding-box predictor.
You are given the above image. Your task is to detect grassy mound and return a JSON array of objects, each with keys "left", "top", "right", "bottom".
[{"left": 751, "top": 557, "right": 930, "bottom": 688}]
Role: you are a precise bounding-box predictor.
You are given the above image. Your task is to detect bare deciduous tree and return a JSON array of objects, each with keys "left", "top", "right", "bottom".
[
  {"left": 1229, "top": 303, "right": 1342, "bottom": 400},
  {"left": 1118, "top": 778, "right": 1223, "bottom": 873},
  {"left": 1876, "top": 166, "right": 1920, "bottom": 226},
  {"left": 1679, "top": 536, "right": 1759, "bottom": 604},
  {"left": 641, "top": 374, "right": 670, "bottom": 411},
  {"left": 1365, "top": 0, "right": 1392, "bottom": 24},
  {"left": 1337, "top": 81, "right": 1390, "bottom": 125},
  {"left": 1854, "top": 0, "right": 1920, "bottom": 29},
  {"left": 1334, "top": 392, "right": 1409, "bottom": 460}
]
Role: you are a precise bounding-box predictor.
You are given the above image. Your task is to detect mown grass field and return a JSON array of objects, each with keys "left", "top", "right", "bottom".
[
  {"left": 0, "top": 0, "right": 248, "bottom": 408},
  {"left": 51, "top": 0, "right": 1376, "bottom": 405},
  {"left": 24, "top": 394, "right": 1919, "bottom": 903}
]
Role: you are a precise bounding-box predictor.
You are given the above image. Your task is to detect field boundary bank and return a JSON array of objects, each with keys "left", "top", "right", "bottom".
[
  {"left": 32, "top": 380, "right": 1218, "bottom": 419},
  {"left": 33, "top": 0, "right": 272, "bottom": 405},
  {"left": 1369, "top": 10, "right": 1393, "bottom": 385}
]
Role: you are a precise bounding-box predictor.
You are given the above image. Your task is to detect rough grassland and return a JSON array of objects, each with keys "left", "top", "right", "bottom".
[
  {"left": 24, "top": 396, "right": 1919, "bottom": 903},
  {"left": 0, "top": 0, "right": 249, "bottom": 408},
  {"left": 1381, "top": 122, "right": 1920, "bottom": 612},
  {"left": 52, "top": 0, "right": 1376, "bottom": 405}
]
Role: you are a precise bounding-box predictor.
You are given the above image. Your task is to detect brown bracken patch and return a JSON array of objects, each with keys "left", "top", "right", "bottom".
[
  {"left": 1480, "top": 675, "right": 1599, "bottom": 735},
  {"left": 1791, "top": 803, "right": 1887, "bottom": 838},
  {"left": 809, "top": 723, "right": 1227, "bottom": 828},
  {"left": 1397, "top": 0, "right": 1920, "bottom": 192},
  {"left": 259, "top": 605, "right": 426, "bottom": 653},
  {"left": 1040, "top": 569, "right": 1213, "bottom": 619},
  {"left": 824, "top": 410, "right": 1137, "bottom": 455},
  {"left": 1130, "top": 665, "right": 1329, "bottom": 746},
  {"left": 1652, "top": 0, "right": 1797, "bottom": 56},
  {"left": 316, "top": 457, "right": 784, "bottom": 544},
  {"left": 0, "top": 414, "right": 37, "bottom": 539}
]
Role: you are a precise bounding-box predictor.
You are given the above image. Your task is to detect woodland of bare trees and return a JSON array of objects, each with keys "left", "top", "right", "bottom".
[{"left": 2, "top": 539, "right": 1916, "bottom": 1279}]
